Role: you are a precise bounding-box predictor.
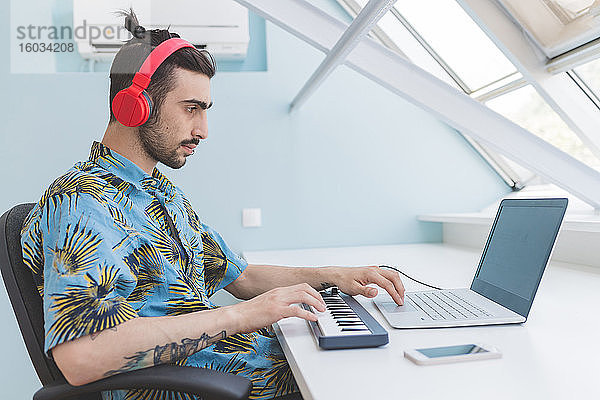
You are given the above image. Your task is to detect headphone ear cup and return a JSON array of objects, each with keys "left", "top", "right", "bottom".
[
  {"left": 112, "top": 88, "right": 151, "bottom": 127},
  {"left": 141, "top": 90, "right": 153, "bottom": 117}
]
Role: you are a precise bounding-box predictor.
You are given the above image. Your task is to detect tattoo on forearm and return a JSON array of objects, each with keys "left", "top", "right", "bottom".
[
  {"left": 152, "top": 331, "right": 225, "bottom": 365},
  {"left": 104, "top": 330, "right": 226, "bottom": 377},
  {"left": 104, "top": 349, "right": 148, "bottom": 376},
  {"left": 320, "top": 282, "right": 333, "bottom": 291},
  {"left": 90, "top": 327, "right": 117, "bottom": 341}
]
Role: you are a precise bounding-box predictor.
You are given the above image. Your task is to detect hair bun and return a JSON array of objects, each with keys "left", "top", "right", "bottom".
[
  {"left": 132, "top": 25, "right": 146, "bottom": 39},
  {"left": 122, "top": 8, "right": 146, "bottom": 39}
]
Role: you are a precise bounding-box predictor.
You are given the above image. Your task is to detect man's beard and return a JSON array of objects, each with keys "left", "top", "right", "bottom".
[{"left": 138, "top": 114, "right": 190, "bottom": 170}]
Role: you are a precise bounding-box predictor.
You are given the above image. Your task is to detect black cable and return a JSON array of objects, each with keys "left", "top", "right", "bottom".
[{"left": 379, "top": 265, "right": 443, "bottom": 291}]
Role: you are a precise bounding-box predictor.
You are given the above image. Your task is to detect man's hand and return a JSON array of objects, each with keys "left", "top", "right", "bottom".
[
  {"left": 226, "top": 264, "right": 405, "bottom": 308},
  {"left": 325, "top": 266, "right": 405, "bottom": 305},
  {"left": 229, "top": 283, "right": 327, "bottom": 333}
]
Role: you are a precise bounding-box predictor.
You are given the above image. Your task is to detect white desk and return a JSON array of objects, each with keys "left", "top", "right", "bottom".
[{"left": 244, "top": 244, "right": 600, "bottom": 400}]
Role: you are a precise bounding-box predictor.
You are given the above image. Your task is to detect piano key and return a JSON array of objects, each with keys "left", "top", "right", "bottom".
[{"left": 302, "top": 287, "right": 389, "bottom": 348}]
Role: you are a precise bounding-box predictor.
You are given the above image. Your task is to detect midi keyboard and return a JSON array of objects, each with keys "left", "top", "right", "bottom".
[{"left": 302, "top": 287, "right": 388, "bottom": 350}]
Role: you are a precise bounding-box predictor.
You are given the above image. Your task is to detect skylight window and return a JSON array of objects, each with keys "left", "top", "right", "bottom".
[
  {"left": 348, "top": 0, "right": 518, "bottom": 93},
  {"left": 338, "top": 0, "right": 528, "bottom": 185},
  {"left": 337, "top": 0, "right": 600, "bottom": 187},
  {"left": 573, "top": 56, "right": 600, "bottom": 102},
  {"left": 392, "top": 0, "right": 517, "bottom": 93},
  {"left": 369, "top": 11, "right": 458, "bottom": 87},
  {"left": 486, "top": 85, "right": 600, "bottom": 171},
  {"left": 544, "top": 0, "right": 600, "bottom": 24},
  {"left": 346, "top": 0, "right": 519, "bottom": 94},
  {"left": 498, "top": 0, "right": 600, "bottom": 58}
]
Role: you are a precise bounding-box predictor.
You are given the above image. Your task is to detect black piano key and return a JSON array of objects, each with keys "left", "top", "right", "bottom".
[{"left": 303, "top": 293, "right": 389, "bottom": 349}]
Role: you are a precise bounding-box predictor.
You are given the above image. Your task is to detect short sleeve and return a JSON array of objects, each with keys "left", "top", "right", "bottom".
[
  {"left": 34, "top": 194, "right": 139, "bottom": 355},
  {"left": 200, "top": 223, "right": 247, "bottom": 297}
]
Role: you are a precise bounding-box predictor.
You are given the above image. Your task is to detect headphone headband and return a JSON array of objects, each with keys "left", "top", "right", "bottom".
[
  {"left": 138, "top": 38, "right": 195, "bottom": 81},
  {"left": 112, "top": 37, "right": 196, "bottom": 127}
]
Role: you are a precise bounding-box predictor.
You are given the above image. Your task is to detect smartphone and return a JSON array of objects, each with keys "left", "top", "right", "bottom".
[{"left": 404, "top": 343, "right": 501, "bottom": 365}]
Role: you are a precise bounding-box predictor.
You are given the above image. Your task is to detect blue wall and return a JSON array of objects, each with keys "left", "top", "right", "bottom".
[{"left": 0, "top": 0, "right": 509, "bottom": 397}]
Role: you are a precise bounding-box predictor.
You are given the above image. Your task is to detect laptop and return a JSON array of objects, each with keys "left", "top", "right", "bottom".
[{"left": 374, "top": 198, "right": 568, "bottom": 328}]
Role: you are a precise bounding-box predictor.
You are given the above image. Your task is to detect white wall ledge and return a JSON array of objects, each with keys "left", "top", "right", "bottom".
[
  {"left": 418, "top": 209, "right": 600, "bottom": 268},
  {"left": 418, "top": 212, "right": 600, "bottom": 233},
  {"left": 420, "top": 184, "right": 600, "bottom": 234}
]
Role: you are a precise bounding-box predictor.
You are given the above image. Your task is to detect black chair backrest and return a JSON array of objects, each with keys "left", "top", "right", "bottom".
[{"left": 0, "top": 204, "right": 68, "bottom": 386}]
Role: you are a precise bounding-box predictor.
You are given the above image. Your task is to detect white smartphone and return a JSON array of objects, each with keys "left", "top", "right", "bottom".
[{"left": 404, "top": 343, "right": 501, "bottom": 365}]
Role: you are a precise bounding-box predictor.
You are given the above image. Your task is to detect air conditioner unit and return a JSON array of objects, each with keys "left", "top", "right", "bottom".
[{"left": 73, "top": 0, "right": 249, "bottom": 61}]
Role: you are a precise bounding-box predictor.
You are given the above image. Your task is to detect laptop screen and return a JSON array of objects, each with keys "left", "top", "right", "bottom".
[{"left": 470, "top": 198, "right": 567, "bottom": 317}]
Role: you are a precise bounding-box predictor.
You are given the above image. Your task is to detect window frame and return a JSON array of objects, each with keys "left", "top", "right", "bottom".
[
  {"left": 336, "top": 0, "right": 600, "bottom": 196},
  {"left": 335, "top": 0, "right": 530, "bottom": 189}
]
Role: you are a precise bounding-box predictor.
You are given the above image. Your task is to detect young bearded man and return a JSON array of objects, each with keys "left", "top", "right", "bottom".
[{"left": 20, "top": 10, "right": 405, "bottom": 400}]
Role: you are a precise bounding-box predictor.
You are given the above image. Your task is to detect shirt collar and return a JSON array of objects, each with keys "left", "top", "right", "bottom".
[{"left": 89, "top": 141, "right": 176, "bottom": 196}]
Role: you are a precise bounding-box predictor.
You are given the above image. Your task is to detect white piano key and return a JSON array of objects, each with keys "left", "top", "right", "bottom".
[{"left": 310, "top": 306, "right": 371, "bottom": 336}]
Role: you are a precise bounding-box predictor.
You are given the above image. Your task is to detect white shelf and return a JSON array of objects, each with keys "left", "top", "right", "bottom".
[{"left": 418, "top": 212, "right": 600, "bottom": 233}]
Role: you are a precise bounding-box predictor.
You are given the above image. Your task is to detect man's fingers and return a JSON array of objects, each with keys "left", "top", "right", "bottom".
[
  {"left": 296, "top": 291, "right": 326, "bottom": 312},
  {"left": 367, "top": 270, "right": 404, "bottom": 305},
  {"left": 352, "top": 282, "right": 378, "bottom": 298},
  {"left": 286, "top": 305, "right": 318, "bottom": 322},
  {"left": 342, "top": 281, "right": 377, "bottom": 299},
  {"left": 380, "top": 269, "right": 405, "bottom": 300},
  {"left": 295, "top": 283, "right": 326, "bottom": 308}
]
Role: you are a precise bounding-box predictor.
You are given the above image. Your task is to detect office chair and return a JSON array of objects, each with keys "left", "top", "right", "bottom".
[{"left": 0, "top": 203, "right": 252, "bottom": 400}]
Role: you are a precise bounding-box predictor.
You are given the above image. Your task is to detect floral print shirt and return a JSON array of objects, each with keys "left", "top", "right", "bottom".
[{"left": 21, "top": 141, "right": 297, "bottom": 400}]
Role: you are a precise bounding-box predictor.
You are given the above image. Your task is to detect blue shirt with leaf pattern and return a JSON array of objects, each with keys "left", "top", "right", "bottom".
[{"left": 21, "top": 141, "right": 297, "bottom": 400}]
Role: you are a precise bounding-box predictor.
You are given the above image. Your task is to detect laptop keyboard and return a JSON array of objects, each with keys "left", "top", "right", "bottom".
[{"left": 407, "top": 291, "right": 494, "bottom": 321}]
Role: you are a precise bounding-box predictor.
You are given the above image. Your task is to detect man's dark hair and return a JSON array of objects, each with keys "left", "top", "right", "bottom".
[{"left": 109, "top": 9, "right": 216, "bottom": 124}]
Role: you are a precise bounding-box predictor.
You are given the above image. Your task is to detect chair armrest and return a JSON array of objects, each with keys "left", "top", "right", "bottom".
[{"left": 33, "top": 364, "right": 252, "bottom": 400}]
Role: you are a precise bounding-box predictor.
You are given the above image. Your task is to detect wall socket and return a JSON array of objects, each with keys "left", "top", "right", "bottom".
[{"left": 242, "top": 208, "right": 262, "bottom": 228}]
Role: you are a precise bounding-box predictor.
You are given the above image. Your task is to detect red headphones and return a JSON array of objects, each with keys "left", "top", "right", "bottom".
[{"left": 112, "top": 38, "right": 195, "bottom": 127}]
